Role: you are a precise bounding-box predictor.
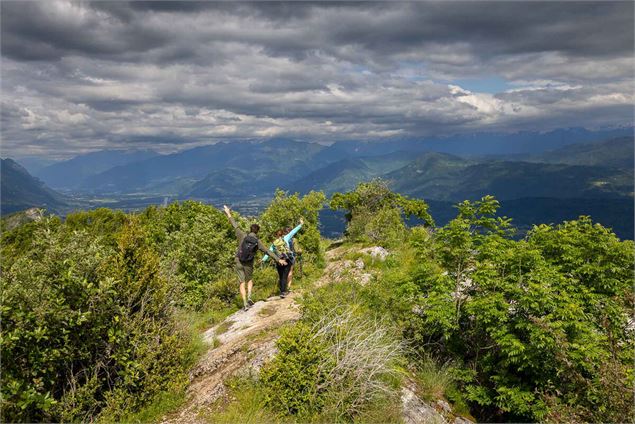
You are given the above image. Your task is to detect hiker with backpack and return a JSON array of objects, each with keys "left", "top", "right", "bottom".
[
  {"left": 271, "top": 230, "right": 290, "bottom": 298},
  {"left": 223, "top": 205, "right": 287, "bottom": 311},
  {"left": 262, "top": 219, "right": 303, "bottom": 297}
]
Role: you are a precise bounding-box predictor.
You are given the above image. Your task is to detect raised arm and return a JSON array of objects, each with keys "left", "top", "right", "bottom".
[
  {"left": 223, "top": 205, "right": 238, "bottom": 228},
  {"left": 283, "top": 218, "right": 303, "bottom": 243},
  {"left": 224, "top": 205, "right": 246, "bottom": 241}
]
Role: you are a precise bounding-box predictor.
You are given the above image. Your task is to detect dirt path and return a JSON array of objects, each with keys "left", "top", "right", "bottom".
[
  {"left": 162, "top": 296, "right": 300, "bottom": 423},
  {"left": 161, "top": 245, "right": 351, "bottom": 424}
]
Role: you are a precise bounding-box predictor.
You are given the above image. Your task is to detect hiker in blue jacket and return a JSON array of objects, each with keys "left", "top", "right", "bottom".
[{"left": 264, "top": 219, "right": 303, "bottom": 297}]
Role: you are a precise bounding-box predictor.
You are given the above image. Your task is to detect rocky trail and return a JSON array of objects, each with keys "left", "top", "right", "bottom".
[{"left": 161, "top": 244, "right": 471, "bottom": 424}]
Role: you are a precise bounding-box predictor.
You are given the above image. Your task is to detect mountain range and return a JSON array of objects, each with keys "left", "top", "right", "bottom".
[
  {"left": 29, "top": 127, "right": 632, "bottom": 195},
  {"left": 34, "top": 149, "right": 159, "bottom": 190},
  {"left": 3, "top": 127, "right": 633, "bottom": 238}
]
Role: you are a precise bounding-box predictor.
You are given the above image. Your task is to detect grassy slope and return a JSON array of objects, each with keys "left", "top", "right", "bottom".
[{"left": 529, "top": 136, "right": 634, "bottom": 169}]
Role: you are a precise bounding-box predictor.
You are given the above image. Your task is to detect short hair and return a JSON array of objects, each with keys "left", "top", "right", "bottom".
[{"left": 250, "top": 223, "right": 260, "bottom": 234}]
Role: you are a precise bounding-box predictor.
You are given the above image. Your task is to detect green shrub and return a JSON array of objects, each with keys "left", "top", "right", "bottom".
[
  {"left": 414, "top": 357, "right": 455, "bottom": 401},
  {"left": 259, "top": 189, "right": 326, "bottom": 264},
  {"left": 204, "top": 377, "right": 282, "bottom": 424},
  {"left": 365, "top": 206, "right": 407, "bottom": 247},
  {"left": 1, "top": 215, "right": 61, "bottom": 268},
  {"left": 402, "top": 198, "right": 634, "bottom": 422},
  {"left": 140, "top": 201, "right": 236, "bottom": 309},
  {"left": 0, "top": 217, "right": 191, "bottom": 422},
  {"left": 260, "top": 323, "right": 331, "bottom": 419},
  {"left": 261, "top": 308, "right": 402, "bottom": 422},
  {"left": 63, "top": 208, "right": 128, "bottom": 247}
]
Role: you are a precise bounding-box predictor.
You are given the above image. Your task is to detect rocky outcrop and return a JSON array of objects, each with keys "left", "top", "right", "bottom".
[
  {"left": 316, "top": 244, "right": 382, "bottom": 286},
  {"left": 161, "top": 296, "right": 300, "bottom": 424},
  {"left": 402, "top": 383, "right": 448, "bottom": 424},
  {"left": 401, "top": 381, "right": 475, "bottom": 424},
  {"left": 2, "top": 207, "right": 45, "bottom": 231},
  {"left": 360, "top": 245, "right": 390, "bottom": 261}
]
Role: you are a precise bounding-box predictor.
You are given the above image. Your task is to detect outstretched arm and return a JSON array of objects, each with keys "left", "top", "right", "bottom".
[
  {"left": 224, "top": 205, "right": 246, "bottom": 242},
  {"left": 283, "top": 218, "right": 304, "bottom": 243},
  {"left": 224, "top": 204, "right": 238, "bottom": 229}
]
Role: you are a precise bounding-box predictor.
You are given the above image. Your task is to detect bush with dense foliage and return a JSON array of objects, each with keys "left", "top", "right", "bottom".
[
  {"left": 139, "top": 201, "right": 236, "bottom": 309},
  {"left": 323, "top": 186, "right": 634, "bottom": 422},
  {"left": 330, "top": 179, "right": 434, "bottom": 246},
  {"left": 399, "top": 197, "right": 634, "bottom": 422},
  {"left": 1, "top": 214, "right": 192, "bottom": 422}
]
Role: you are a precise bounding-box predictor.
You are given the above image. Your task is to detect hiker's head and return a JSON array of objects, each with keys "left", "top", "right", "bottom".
[
  {"left": 284, "top": 226, "right": 292, "bottom": 234},
  {"left": 276, "top": 229, "right": 284, "bottom": 237},
  {"left": 250, "top": 223, "right": 260, "bottom": 234}
]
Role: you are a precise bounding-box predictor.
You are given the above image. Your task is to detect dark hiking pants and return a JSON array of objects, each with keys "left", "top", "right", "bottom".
[{"left": 276, "top": 260, "right": 292, "bottom": 294}]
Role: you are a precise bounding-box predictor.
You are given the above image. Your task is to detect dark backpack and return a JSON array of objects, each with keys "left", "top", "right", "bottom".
[{"left": 238, "top": 235, "right": 259, "bottom": 263}]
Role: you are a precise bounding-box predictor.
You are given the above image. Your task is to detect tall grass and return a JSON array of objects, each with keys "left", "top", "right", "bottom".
[
  {"left": 414, "top": 357, "right": 454, "bottom": 401},
  {"left": 202, "top": 377, "right": 283, "bottom": 424}
]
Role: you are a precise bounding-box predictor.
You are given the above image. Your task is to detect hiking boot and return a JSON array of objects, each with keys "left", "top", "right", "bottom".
[
  {"left": 243, "top": 305, "right": 250, "bottom": 312},
  {"left": 280, "top": 293, "right": 286, "bottom": 299},
  {"left": 247, "top": 299, "right": 255, "bottom": 306}
]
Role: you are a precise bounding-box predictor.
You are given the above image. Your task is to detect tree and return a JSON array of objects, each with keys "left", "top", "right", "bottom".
[
  {"left": 1, "top": 214, "right": 190, "bottom": 422},
  {"left": 330, "top": 179, "right": 433, "bottom": 246},
  {"left": 259, "top": 189, "right": 326, "bottom": 262}
]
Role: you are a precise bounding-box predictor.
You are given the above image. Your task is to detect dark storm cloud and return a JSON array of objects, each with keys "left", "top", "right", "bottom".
[
  {"left": 0, "top": 1, "right": 170, "bottom": 62},
  {"left": 4, "top": 2, "right": 632, "bottom": 63},
  {"left": 1, "top": 1, "right": 632, "bottom": 157}
]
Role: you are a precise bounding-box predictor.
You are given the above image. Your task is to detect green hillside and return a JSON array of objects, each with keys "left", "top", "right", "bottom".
[
  {"left": 387, "top": 152, "right": 633, "bottom": 201},
  {"left": 290, "top": 151, "right": 414, "bottom": 195},
  {"left": 1, "top": 158, "right": 66, "bottom": 215},
  {"left": 530, "top": 136, "right": 633, "bottom": 168},
  {"left": 187, "top": 168, "right": 289, "bottom": 198},
  {"left": 382, "top": 152, "right": 471, "bottom": 195}
]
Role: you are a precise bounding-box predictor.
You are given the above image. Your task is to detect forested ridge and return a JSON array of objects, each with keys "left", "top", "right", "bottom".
[{"left": 2, "top": 181, "right": 633, "bottom": 423}]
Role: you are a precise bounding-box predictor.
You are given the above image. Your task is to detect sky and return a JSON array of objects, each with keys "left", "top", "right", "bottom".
[{"left": 1, "top": 1, "right": 633, "bottom": 158}]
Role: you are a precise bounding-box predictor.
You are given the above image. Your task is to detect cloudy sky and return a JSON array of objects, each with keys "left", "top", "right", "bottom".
[{"left": 1, "top": 1, "right": 633, "bottom": 158}]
